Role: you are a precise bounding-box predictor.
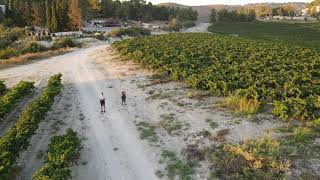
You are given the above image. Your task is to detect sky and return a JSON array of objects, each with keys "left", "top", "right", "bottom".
[{"left": 146, "top": 0, "right": 312, "bottom": 6}]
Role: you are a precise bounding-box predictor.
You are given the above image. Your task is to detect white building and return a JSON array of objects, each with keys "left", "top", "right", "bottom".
[{"left": 0, "top": 5, "right": 5, "bottom": 14}]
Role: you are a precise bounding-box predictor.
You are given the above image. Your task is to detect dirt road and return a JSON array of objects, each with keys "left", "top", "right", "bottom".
[{"left": 0, "top": 43, "right": 159, "bottom": 180}]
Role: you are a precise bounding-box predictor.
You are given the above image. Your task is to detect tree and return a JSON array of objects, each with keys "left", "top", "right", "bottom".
[
  {"left": 50, "top": 2, "right": 58, "bottom": 32},
  {"left": 69, "top": 0, "right": 82, "bottom": 31},
  {"left": 169, "top": 18, "right": 181, "bottom": 32},
  {"left": 210, "top": 8, "right": 217, "bottom": 22},
  {"left": 45, "top": 0, "right": 51, "bottom": 29},
  {"left": 283, "top": 4, "right": 297, "bottom": 19},
  {"left": 31, "top": 1, "right": 45, "bottom": 28},
  {"left": 307, "top": 0, "right": 320, "bottom": 20}
]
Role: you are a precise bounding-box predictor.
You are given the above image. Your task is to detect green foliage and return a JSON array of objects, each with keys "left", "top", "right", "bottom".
[
  {"left": 52, "top": 37, "right": 76, "bottom": 49},
  {"left": 0, "top": 74, "right": 62, "bottom": 178},
  {"left": 22, "top": 42, "right": 48, "bottom": 54},
  {"left": 136, "top": 121, "right": 158, "bottom": 143},
  {"left": 160, "top": 150, "right": 194, "bottom": 180},
  {"left": 0, "top": 48, "right": 19, "bottom": 59},
  {"left": 32, "top": 128, "right": 81, "bottom": 180},
  {"left": 110, "top": 27, "right": 151, "bottom": 37},
  {"left": 113, "top": 33, "right": 320, "bottom": 120},
  {"left": 208, "top": 22, "right": 320, "bottom": 51},
  {"left": 291, "top": 127, "right": 312, "bottom": 143},
  {"left": 0, "top": 81, "right": 6, "bottom": 95},
  {"left": 0, "top": 81, "right": 34, "bottom": 121},
  {"left": 182, "top": 21, "right": 195, "bottom": 28},
  {"left": 215, "top": 8, "right": 256, "bottom": 22}
]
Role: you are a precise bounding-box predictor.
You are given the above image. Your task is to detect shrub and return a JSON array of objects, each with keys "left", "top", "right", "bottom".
[
  {"left": 52, "top": 37, "right": 76, "bottom": 49},
  {"left": 292, "top": 127, "right": 312, "bottom": 143},
  {"left": 110, "top": 27, "right": 151, "bottom": 37},
  {"left": 209, "top": 137, "right": 290, "bottom": 179},
  {"left": 22, "top": 42, "right": 48, "bottom": 54},
  {"left": 182, "top": 21, "right": 196, "bottom": 28},
  {"left": 222, "top": 94, "right": 260, "bottom": 115},
  {"left": 0, "top": 48, "right": 19, "bottom": 59}
]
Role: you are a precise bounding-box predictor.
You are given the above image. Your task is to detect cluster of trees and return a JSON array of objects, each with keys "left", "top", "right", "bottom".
[
  {"left": 0, "top": 0, "right": 197, "bottom": 32},
  {"left": 210, "top": 3, "right": 303, "bottom": 22},
  {"left": 210, "top": 8, "right": 256, "bottom": 22},
  {"left": 0, "top": 0, "right": 84, "bottom": 32},
  {"left": 99, "top": 0, "right": 197, "bottom": 22},
  {"left": 307, "top": 0, "right": 320, "bottom": 20}
]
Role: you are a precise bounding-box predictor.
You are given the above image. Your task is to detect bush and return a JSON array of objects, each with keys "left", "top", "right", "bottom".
[
  {"left": 182, "top": 21, "right": 196, "bottom": 28},
  {"left": 0, "top": 48, "right": 19, "bottom": 59},
  {"left": 52, "top": 37, "right": 76, "bottom": 49},
  {"left": 22, "top": 42, "right": 48, "bottom": 54},
  {"left": 110, "top": 27, "right": 151, "bottom": 37},
  {"left": 209, "top": 137, "right": 290, "bottom": 179}
]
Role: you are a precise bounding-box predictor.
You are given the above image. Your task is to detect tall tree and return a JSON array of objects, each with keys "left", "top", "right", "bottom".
[
  {"left": 50, "top": 2, "right": 58, "bottom": 32},
  {"left": 45, "top": 0, "right": 51, "bottom": 29},
  {"left": 210, "top": 8, "right": 217, "bottom": 22},
  {"left": 31, "top": 1, "right": 45, "bottom": 28},
  {"left": 69, "top": 0, "right": 82, "bottom": 31}
]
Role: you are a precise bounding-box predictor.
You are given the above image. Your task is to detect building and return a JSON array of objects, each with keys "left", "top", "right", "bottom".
[{"left": 0, "top": 5, "right": 5, "bottom": 14}]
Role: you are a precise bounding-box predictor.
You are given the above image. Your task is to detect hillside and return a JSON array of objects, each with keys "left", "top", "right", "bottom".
[{"left": 159, "top": 2, "right": 307, "bottom": 22}]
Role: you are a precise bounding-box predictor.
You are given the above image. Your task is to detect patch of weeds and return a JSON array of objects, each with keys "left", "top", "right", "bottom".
[
  {"left": 291, "top": 127, "right": 313, "bottom": 143},
  {"left": 159, "top": 114, "right": 189, "bottom": 135},
  {"left": 207, "top": 137, "right": 290, "bottom": 179},
  {"left": 160, "top": 150, "right": 194, "bottom": 180},
  {"left": 226, "top": 119, "right": 242, "bottom": 125},
  {"left": 221, "top": 94, "right": 260, "bottom": 116},
  {"left": 205, "top": 119, "right": 219, "bottom": 129},
  {"left": 135, "top": 121, "right": 158, "bottom": 143}
]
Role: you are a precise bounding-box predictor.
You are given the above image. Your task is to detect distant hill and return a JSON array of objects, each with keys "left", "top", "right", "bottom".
[{"left": 159, "top": 2, "right": 307, "bottom": 23}]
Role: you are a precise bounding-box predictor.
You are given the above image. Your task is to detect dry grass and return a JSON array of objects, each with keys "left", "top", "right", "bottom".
[
  {"left": 221, "top": 95, "right": 260, "bottom": 116},
  {"left": 0, "top": 48, "right": 74, "bottom": 69}
]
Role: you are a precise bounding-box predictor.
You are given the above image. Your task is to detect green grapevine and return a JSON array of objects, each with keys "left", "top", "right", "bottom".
[
  {"left": 0, "top": 74, "right": 62, "bottom": 178},
  {"left": 113, "top": 33, "right": 320, "bottom": 120},
  {"left": 32, "top": 128, "right": 81, "bottom": 180},
  {"left": 0, "top": 81, "right": 34, "bottom": 121}
]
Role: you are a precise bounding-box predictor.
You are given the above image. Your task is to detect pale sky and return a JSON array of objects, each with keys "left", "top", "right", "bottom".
[{"left": 147, "top": 0, "right": 312, "bottom": 6}]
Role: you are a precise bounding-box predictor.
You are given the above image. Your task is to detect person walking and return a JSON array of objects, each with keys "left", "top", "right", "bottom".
[
  {"left": 99, "top": 92, "right": 106, "bottom": 113},
  {"left": 121, "top": 89, "right": 126, "bottom": 105}
]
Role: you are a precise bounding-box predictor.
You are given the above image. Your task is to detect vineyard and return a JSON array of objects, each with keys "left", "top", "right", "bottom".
[
  {"left": 33, "top": 128, "right": 81, "bottom": 180},
  {"left": 113, "top": 33, "right": 320, "bottom": 120},
  {"left": 0, "top": 81, "right": 34, "bottom": 121},
  {"left": 0, "top": 74, "right": 62, "bottom": 178}
]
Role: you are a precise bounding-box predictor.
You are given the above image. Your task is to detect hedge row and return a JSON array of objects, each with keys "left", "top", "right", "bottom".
[
  {"left": 0, "top": 73, "right": 62, "bottom": 178},
  {"left": 32, "top": 128, "right": 81, "bottom": 180},
  {"left": 0, "top": 81, "right": 34, "bottom": 121}
]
